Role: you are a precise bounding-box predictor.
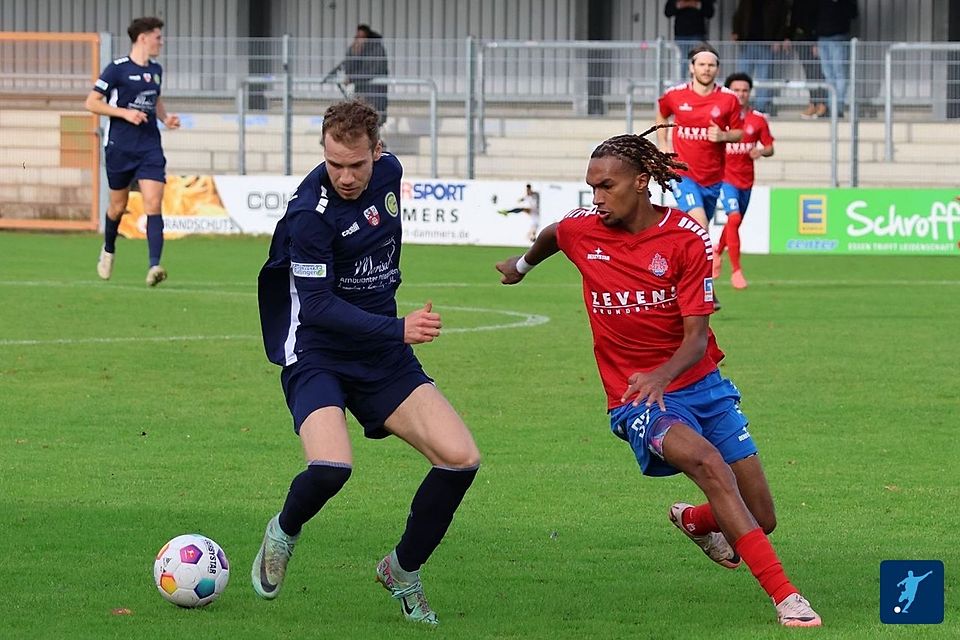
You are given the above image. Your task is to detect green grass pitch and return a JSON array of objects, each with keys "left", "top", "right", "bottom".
[{"left": 0, "top": 232, "right": 957, "bottom": 639}]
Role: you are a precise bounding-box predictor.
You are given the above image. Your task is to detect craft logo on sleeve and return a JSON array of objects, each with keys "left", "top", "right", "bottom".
[{"left": 879, "top": 560, "right": 944, "bottom": 624}]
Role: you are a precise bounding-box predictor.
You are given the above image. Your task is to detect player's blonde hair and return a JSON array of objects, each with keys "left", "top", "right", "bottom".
[
  {"left": 590, "top": 126, "right": 687, "bottom": 193},
  {"left": 321, "top": 100, "right": 381, "bottom": 150}
]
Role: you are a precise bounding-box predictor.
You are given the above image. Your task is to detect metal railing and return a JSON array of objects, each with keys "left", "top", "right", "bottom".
[
  {"left": 755, "top": 80, "right": 840, "bottom": 187},
  {"left": 236, "top": 75, "right": 439, "bottom": 177},
  {"left": 370, "top": 77, "right": 438, "bottom": 178},
  {"left": 885, "top": 42, "right": 960, "bottom": 161}
]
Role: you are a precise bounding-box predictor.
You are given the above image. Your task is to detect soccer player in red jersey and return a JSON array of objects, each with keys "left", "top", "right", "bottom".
[
  {"left": 655, "top": 44, "right": 743, "bottom": 231},
  {"left": 496, "top": 130, "right": 821, "bottom": 628},
  {"left": 715, "top": 72, "right": 775, "bottom": 290}
]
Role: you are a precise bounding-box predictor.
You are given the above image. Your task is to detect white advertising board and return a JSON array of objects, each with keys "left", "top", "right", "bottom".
[{"left": 170, "top": 175, "right": 770, "bottom": 254}]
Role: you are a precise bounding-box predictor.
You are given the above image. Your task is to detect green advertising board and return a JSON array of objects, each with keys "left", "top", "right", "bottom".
[{"left": 770, "top": 189, "right": 960, "bottom": 255}]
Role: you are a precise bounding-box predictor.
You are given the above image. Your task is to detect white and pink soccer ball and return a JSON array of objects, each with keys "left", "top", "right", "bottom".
[{"left": 153, "top": 534, "right": 230, "bottom": 608}]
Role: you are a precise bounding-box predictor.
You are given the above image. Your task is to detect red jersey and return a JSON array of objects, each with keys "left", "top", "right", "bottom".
[
  {"left": 723, "top": 109, "right": 774, "bottom": 190},
  {"left": 556, "top": 206, "right": 726, "bottom": 410},
  {"left": 658, "top": 83, "right": 743, "bottom": 186}
]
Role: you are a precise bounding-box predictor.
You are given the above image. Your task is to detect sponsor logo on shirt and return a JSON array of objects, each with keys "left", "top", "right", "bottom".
[
  {"left": 291, "top": 262, "right": 327, "bottom": 278},
  {"left": 679, "top": 102, "right": 693, "bottom": 111},
  {"left": 385, "top": 192, "right": 399, "bottom": 217},
  {"left": 703, "top": 277, "right": 714, "bottom": 302},
  {"left": 128, "top": 75, "right": 141, "bottom": 80},
  {"left": 363, "top": 205, "right": 381, "bottom": 226},
  {"left": 586, "top": 247, "right": 610, "bottom": 261},
  {"left": 648, "top": 252, "right": 668, "bottom": 276},
  {"left": 590, "top": 288, "right": 678, "bottom": 314},
  {"left": 341, "top": 221, "right": 360, "bottom": 237}
]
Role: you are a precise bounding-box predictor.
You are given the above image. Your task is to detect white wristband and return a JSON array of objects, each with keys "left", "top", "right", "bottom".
[{"left": 516, "top": 255, "right": 535, "bottom": 274}]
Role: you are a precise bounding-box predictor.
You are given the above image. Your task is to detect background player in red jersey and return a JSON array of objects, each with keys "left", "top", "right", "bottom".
[
  {"left": 495, "top": 130, "right": 821, "bottom": 628},
  {"left": 715, "top": 72, "right": 775, "bottom": 290},
  {"left": 655, "top": 44, "right": 743, "bottom": 231}
]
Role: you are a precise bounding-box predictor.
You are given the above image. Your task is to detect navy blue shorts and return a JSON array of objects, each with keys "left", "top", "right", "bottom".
[
  {"left": 105, "top": 145, "right": 166, "bottom": 190},
  {"left": 279, "top": 348, "right": 433, "bottom": 439},
  {"left": 609, "top": 370, "right": 757, "bottom": 477},
  {"left": 671, "top": 177, "right": 722, "bottom": 222}
]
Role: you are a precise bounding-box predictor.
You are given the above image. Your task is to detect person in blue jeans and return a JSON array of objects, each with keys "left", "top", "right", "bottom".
[
  {"left": 730, "top": 0, "right": 790, "bottom": 115},
  {"left": 816, "top": 0, "right": 859, "bottom": 118}
]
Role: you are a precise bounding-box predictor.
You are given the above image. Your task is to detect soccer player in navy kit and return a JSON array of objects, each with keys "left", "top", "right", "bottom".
[
  {"left": 85, "top": 16, "right": 180, "bottom": 286},
  {"left": 496, "top": 131, "right": 821, "bottom": 628},
  {"left": 253, "top": 100, "right": 480, "bottom": 626}
]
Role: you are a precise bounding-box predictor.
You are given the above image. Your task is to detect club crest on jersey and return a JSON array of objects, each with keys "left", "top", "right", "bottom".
[
  {"left": 710, "top": 106, "right": 721, "bottom": 119},
  {"left": 143, "top": 72, "right": 152, "bottom": 83},
  {"left": 649, "top": 253, "right": 669, "bottom": 276},
  {"left": 363, "top": 205, "right": 381, "bottom": 226},
  {"left": 385, "top": 192, "right": 399, "bottom": 217},
  {"left": 703, "top": 277, "right": 714, "bottom": 302}
]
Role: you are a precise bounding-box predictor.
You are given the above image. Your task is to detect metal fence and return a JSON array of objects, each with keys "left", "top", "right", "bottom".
[{"left": 2, "top": 34, "right": 959, "bottom": 185}]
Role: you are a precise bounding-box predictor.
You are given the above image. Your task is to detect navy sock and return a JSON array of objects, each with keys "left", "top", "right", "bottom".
[
  {"left": 278, "top": 461, "right": 352, "bottom": 537},
  {"left": 396, "top": 465, "right": 479, "bottom": 572},
  {"left": 104, "top": 215, "right": 121, "bottom": 253},
  {"left": 146, "top": 214, "right": 164, "bottom": 267}
]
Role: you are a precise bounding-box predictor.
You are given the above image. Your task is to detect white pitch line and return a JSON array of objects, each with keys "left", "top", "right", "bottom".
[{"left": 0, "top": 334, "right": 257, "bottom": 346}]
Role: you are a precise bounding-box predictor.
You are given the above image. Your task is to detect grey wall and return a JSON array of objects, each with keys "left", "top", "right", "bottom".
[
  {"left": 0, "top": 0, "right": 243, "bottom": 38},
  {"left": 0, "top": 0, "right": 953, "bottom": 42}
]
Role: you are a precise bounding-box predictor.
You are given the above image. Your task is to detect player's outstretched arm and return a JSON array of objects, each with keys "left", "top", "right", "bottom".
[
  {"left": 496, "top": 222, "right": 559, "bottom": 285},
  {"left": 403, "top": 301, "right": 442, "bottom": 344}
]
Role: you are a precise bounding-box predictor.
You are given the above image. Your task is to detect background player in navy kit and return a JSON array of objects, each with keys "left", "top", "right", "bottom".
[
  {"left": 85, "top": 16, "right": 180, "bottom": 286},
  {"left": 253, "top": 100, "right": 480, "bottom": 626},
  {"left": 495, "top": 130, "right": 821, "bottom": 628}
]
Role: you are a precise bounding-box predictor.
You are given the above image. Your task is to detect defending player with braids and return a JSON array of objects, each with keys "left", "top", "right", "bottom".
[{"left": 494, "top": 130, "right": 822, "bottom": 629}]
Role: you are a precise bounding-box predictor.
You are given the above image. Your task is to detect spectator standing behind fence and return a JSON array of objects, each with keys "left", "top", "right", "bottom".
[
  {"left": 787, "top": 2, "right": 828, "bottom": 119},
  {"left": 664, "top": 0, "right": 715, "bottom": 80},
  {"left": 85, "top": 16, "right": 179, "bottom": 287},
  {"left": 816, "top": 0, "right": 858, "bottom": 119},
  {"left": 730, "top": 0, "right": 790, "bottom": 115},
  {"left": 343, "top": 24, "right": 389, "bottom": 125}
]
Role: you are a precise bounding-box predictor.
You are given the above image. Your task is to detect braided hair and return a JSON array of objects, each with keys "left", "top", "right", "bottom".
[{"left": 590, "top": 125, "right": 688, "bottom": 194}]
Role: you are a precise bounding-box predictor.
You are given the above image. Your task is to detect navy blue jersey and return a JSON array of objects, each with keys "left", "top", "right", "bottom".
[
  {"left": 93, "top": 56, "right": 164, "bottom": 151},
  {"left": 258, "top": 152, "right": 407, "bottom": 367}
]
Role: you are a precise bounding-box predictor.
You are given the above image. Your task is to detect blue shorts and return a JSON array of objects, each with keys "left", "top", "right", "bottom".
[
  {"left": 671, "top": 177, "right": 722, "bottom": 222},
  {"left": 719, "top": 183, "right": 752, "bottom": 217},
  {"left": 105, "top": 145, "right": 166, "bottom": 190},
  {"left": 608, "top": 370, "right": 756, "bottom": 477},
  {"left": 279, "top": 348, "right": 433, "bottom": 439}
]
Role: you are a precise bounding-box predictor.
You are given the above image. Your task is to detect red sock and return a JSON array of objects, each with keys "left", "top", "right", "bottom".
[
  {"left": 734, "top": 528, "right": 798, "bottom": 605},
  {"left": 725, "top": 213, "right": 743, "bottom": 272},
  {"left": 715, "top": 227, "right": 726, "bottom": 257},
  {"left": 681, "top": 503, "right": 721, "bottom": 535}
]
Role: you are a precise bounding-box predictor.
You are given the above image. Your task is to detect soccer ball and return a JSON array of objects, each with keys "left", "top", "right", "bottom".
[{"left": 153, "top": 534, "right": 230, "bottom": 608}]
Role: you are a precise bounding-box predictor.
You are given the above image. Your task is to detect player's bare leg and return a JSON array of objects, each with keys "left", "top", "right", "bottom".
[
  {"left": 686, "top": 206, "right": 709, "bottom": 230},
  {"left": 376, "top": 384, "right": 481, "bottom": 625},
  {"left": 662, "top": 422, "right": 821, "bottom": 627},
  {"left": 253, "top": 407, "right": 353, "bottom": 600}
]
